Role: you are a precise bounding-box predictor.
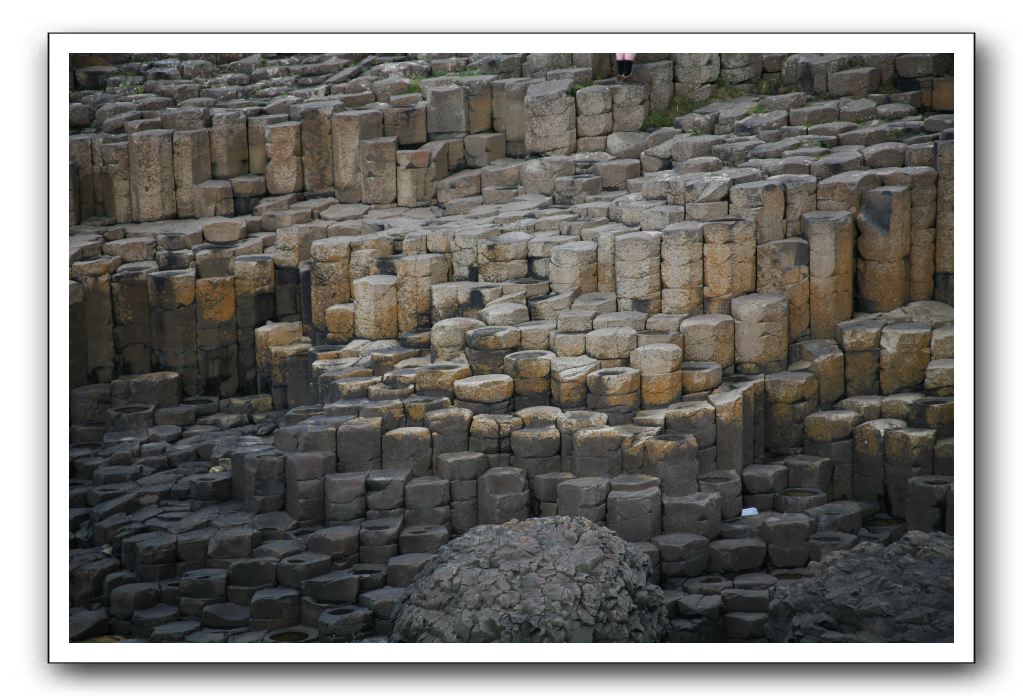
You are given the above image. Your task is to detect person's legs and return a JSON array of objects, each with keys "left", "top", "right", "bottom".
[{"left": 616, "top": 53, "right": 635, "bottom": 79}]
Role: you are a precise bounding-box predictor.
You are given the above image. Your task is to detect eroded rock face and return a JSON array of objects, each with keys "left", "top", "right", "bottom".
[
  {"left": 767, "top": 531, "right": 953, "bottom": 642},
  {"left": 391, "top": 516, "right": 668, "bottom": 642}
]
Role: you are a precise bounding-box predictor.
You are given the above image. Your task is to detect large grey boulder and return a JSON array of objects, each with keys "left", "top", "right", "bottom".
[
  {"left": 391, "top": 516, "right": 668, "bottom": 642},
  {"left": 767, "top": 531, "right": 953, "bottom": 642}
]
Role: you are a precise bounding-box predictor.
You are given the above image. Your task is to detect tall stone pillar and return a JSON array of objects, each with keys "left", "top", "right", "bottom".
[
  {"left": 128, "top": 129, "right": 176, "bottom": 222},
  {"left": 803, "top": 211, "right": 855, "bottom": 339},
  {"left": 332, "top": 109, "right": 383, "bottom": 203},
  {"left": 855, "top": 186, "right": 911, "bottom": 313}
]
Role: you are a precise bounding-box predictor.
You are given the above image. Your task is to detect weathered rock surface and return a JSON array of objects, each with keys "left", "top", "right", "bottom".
[
  {"left": 766, "top": 531, "right": 953, "bottom": 642},
  {"left": 391, "top": 516, "right": 668, "bottom": 642}
]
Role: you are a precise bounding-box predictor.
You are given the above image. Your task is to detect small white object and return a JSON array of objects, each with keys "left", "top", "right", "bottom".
[{"left": 740, "top": 507, "right": 759, "bottom": 517}]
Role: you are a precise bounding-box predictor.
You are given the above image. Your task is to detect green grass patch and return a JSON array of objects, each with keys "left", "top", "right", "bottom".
[
  {"left": 642, "top": 93, "right": 701, "bottom": 130},
  {"left": 712, "top": 78, "right": 742, "bottom": 100},
  {"left": 755, "top": 76, "right": 782, "bottom": 97},
  {"left": 746, "top": 103, "right": 766, "bottom": 116},
  {"left": 643, "top": 110, "right": 674, "bottom": 129}
]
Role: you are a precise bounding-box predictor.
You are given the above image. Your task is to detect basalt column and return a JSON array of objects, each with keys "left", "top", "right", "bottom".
[
  {"left": 148, "top": 269, "right": 199, "bottom": 396},
  {"left": 196, "top": 276, "right": 238, "bottom": 397},
  {"left": 111, "top": 262, "right": 155, "bottom": 377},
  {"left": 855, "top": 186, "right": 911, "bottom": 313},
  {"left": 128, "top": 129, "right": 176, "bottom": 223},
  {"left": 71, "top": 257, "right": 118, "bottom": 384},
  {"left": 702, "top": 218, "right": 755, "bottom": 314},
  {"left": 234, "top": 255, "right": 275, "bottom": 394},
  {"left": 803, "top": 211, "right": 854, "bottom": 340}
]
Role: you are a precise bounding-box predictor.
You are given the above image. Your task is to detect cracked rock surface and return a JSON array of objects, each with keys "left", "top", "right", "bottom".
[
  {"left": 391, "top": 516, "right": 668, "bottom": 642},
  {"left": 766, "top": 530, "right": 953, "bottom": 642}
]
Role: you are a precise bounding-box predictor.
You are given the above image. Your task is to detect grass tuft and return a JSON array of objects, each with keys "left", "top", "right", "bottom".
[
  {"left": 642, "top": 94, "right": 700, "bottom": 130},
  {"left": 712, "top": 78, "right": 742, "bottom": 100}
]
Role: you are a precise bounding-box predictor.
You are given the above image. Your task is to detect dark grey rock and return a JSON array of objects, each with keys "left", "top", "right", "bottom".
[
  {"left": 391, "top": 516, "right": 667, "bottom": 642},
  {"left": 766, "top": 531, "right": 953, "bottom": 642}
]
